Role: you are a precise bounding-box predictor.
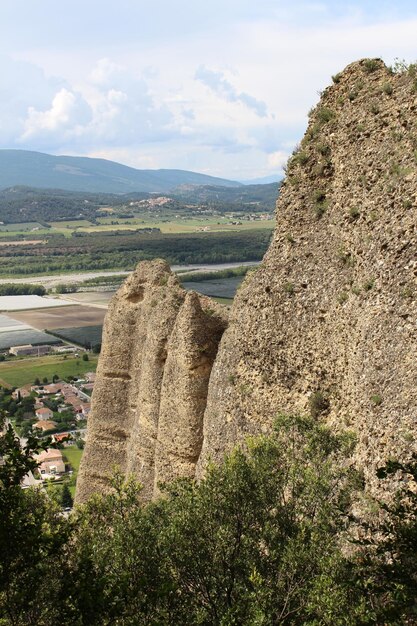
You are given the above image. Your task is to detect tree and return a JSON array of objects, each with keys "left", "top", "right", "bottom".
[
  {"left": 0, "top": 412, "right": 70, "bottom": 626},
  {"left": 354, "top": 455, "right": 417, "bottom": 623},
  {"left": 82, "top": 353, "right": 89, "bottom": 362},
  {"left": 52, "top": 374, "right": 59, "bottom": 383},
  {"left": 33, "top": 377, "right": 40, "bottom": 386},
  {"left": 42, "top": 376, "right": 48, "bottom": 384},
  {"left": 154, "top": 415, "right": 364, "bottom": 625},
  {"left": 61, "top": 483, "right": 74, "bottom": 509}
]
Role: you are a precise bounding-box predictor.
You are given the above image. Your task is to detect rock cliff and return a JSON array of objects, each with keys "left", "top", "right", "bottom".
[{"left": 77, "top": 59, "right": 416, "bottom": 502}]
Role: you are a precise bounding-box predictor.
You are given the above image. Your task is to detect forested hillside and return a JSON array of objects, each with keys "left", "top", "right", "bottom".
[
  {"left": 0, "top": 183, "right": 278, "bottom": 224},
  {"left": 0, "top": 150, "right": 241, "bottom": 194}
]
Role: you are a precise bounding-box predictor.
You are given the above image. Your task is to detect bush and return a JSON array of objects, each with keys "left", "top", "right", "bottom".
[
  {"left": 309, "top": 391, "right": 330, "bottom": 418},
  {"left": 382, "top": 82, "right": 393, "bottom": 96},
  {"left": 363, "top": 58, "right": 380, "bottom": 73},
  {"left": 317, "top": 107, "right": 335, "bottom": 124}
]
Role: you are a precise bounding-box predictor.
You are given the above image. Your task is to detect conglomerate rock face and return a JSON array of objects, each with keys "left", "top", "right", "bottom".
[
  {"left": 76, "top": 260, "right": 228, "bottom": 502},
  {"left": 77, "top": 59, "right": 416, "bottom": 502},
  {"left": 197, "top": 59, "right": 416, "bottom": 490}
]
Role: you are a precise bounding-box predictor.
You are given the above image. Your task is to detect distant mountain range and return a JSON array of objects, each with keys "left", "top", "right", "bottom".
[{"left": 0, "top": 150, "right": 242, "bottom": 194}]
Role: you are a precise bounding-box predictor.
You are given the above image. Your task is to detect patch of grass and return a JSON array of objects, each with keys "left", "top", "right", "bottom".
[
  {"left": 338, "top": 249, "right": 355, "bottom": 268},
  {"left": 239, "top": 383, "right": 252, "bottom": 396},
  {"left": 370, "top": 394, "right": 383, "bottom": 406},
  {"left": 332, "top": 73, "right": 342, "bottom": 84},
  {"left": 0, "top": 354, "right": 98, "bottom": 387},
  {"left": 349, "top": 206, "right": 360, "bottom": 220},
  {"left": 400, "top": 286, "right": 414, "bottom": 299},
  {"left": 62, "top": 445, "right": 84, "bottom": 496},
  {"left": 283, "top": 282, "right": 295, "bottom": 295},
  {"left": 212, "top": 297, "right": 234, "bottom": 305},
  {"left": 382, "top": 82, "right": 393, "bottom": 96},
  {"left": 363, "top": 278, "right": 375, "bottom": 292},
  {"left": 312, "top": 190, "right": 328, "bottom": 218},
  {"left": 317, "top": 143, "right": 331, "bottom": 157},
  {"left": 62, "top": 446, "right": 83, "bottom": 472},
  {"left": 291, "top": 151, "right": 309, "bottom": 167},
  {"left": 338, "top": 291, "right": 349, "bottom": 305}
]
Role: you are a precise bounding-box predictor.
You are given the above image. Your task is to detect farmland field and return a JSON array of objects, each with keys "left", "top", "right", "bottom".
[
  {"left": 49, "top": 325, "right": 103, "bottom": 348},
  {"left": 63, "top": 291, "right": 115, "bottom": 306},
  {"left": 48, "top": 220, "right": 94, "bottom": 229},
  {"left": 0, "top": 354, "right": 98, "bottom": 387},
  {"left": 0, "top": 329, "right": 61, "bottom": 351},
  {"left": 0, "top": 314, "right": 31, "bottom": 333},
  {"left": 0, "top": 295, "right": 74, "bottom": 311},
  {"left": 0, "top": 221, "right": 44, "bottom": 232},
  {"left": 0, "top": 216, "right": 274, "bottom": 237},
  {"left": 8, "top": 304, "right": 106, "bottom": 330},
  {"left": 78, "top": 217, "right": 274, "bottom": 235}
]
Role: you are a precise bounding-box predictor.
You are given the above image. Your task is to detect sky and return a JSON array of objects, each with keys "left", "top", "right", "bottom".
[{"left": 0, "top": 1, "right": 416, "bottom": 180}]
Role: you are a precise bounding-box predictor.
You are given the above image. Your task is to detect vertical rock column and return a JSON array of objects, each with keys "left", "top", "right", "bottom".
[
  {"left": 76, "top": 260, "right": 185, "bottom": 502},
  {"left": 153, "top": 292, "right": 228, "bottom": 495}
]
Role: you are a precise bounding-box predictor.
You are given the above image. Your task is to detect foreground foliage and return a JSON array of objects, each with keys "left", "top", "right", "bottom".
[{"left": 1, "top": 414, "right": 416, "bottom": 625}]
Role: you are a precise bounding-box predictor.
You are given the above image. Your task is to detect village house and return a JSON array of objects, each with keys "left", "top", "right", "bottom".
[
  {"left": 42, "top": 382, "right": 65, "bottom": 395},
  {"left": 35, "top": 406, "right": 54, "bottom": 420},
  {"left": 35, "top": 448, "right": 65, "bottom": 477},
  {"left": 33, "top": 419, "right": 57, "bottom": 433},
  {"left": 52, "top": 432, "right": 72, "bottom": 446},
  {"left": 11, "top": 385, "right": 32, "bottom": 400},
  {"left": 81, "top": 403, "right": 91, "bottom": 418}
]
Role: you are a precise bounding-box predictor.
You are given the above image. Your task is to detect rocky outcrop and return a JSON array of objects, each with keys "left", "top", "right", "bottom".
[
  {"left": 76, "top": 260, "right": 228, "bottom": 502},
  {"left": 77, "top": 59, "right": 416, "bottom": 502},
  {"left": 197, "top": 59, "right": 416, "bottom": 491}
]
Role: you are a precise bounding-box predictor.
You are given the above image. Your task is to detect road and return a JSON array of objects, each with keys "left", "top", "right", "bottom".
[{"left": 0, "top": 261, "right": 260, "bottom": 289}]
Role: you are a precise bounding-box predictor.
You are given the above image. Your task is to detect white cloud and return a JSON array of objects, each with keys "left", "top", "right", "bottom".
[
  {"left": 268, "top": 151, "right": 289, "bottom": 171},
  {"left": 21, "top": 88, "right": 90, "bottom": 139},
  {"left": 195, "top": 65, "right": 269, "bottom": 117}
]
